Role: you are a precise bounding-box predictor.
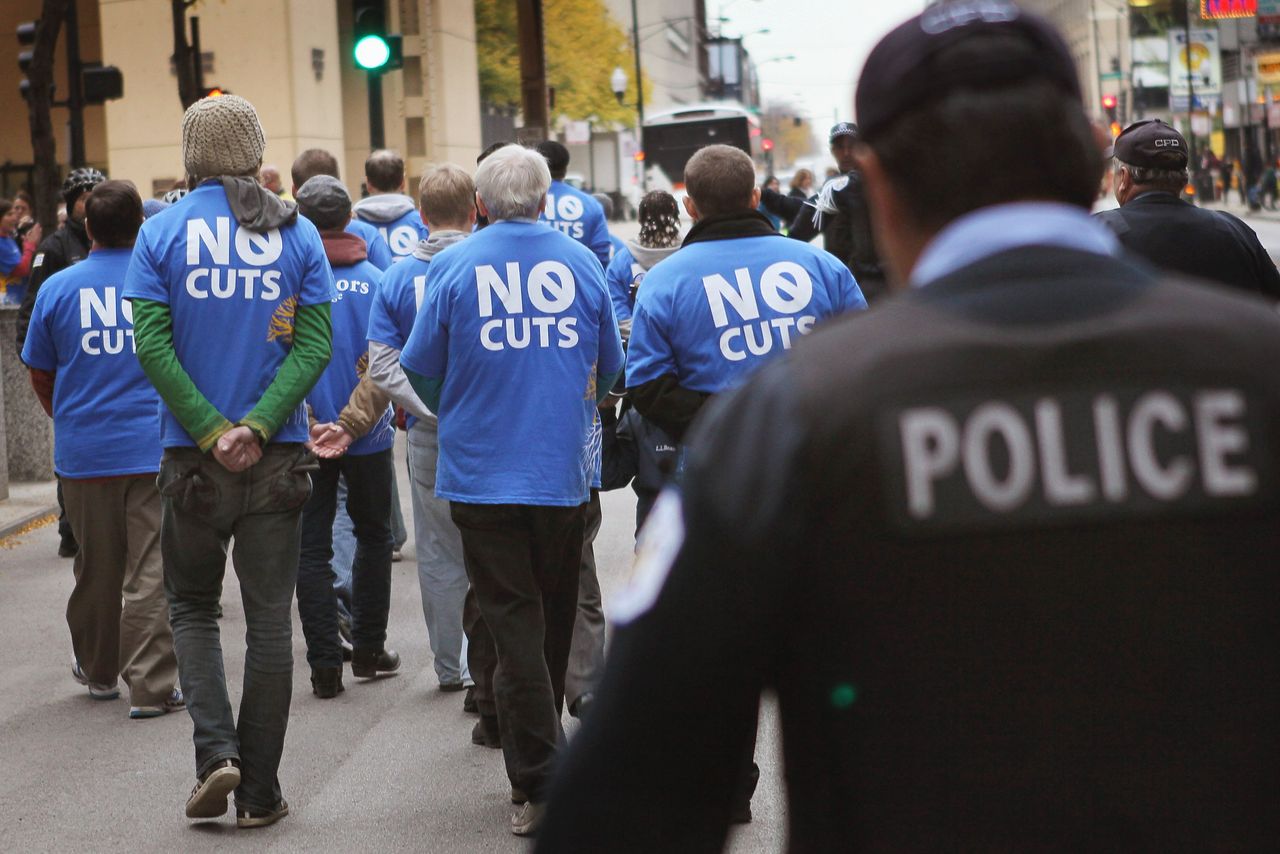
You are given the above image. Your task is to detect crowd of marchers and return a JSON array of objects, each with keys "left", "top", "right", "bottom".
[{"left": 12, "top": 3, "right": 1280, "bottom": 846}]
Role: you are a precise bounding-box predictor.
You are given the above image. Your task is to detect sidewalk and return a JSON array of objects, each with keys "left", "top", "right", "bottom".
[{"left": 0, "top": 479, "right": 57, "bottom": 542}]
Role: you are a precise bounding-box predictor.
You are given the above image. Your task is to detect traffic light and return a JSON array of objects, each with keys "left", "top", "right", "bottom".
[
  {"left": 352, "top": 0, "right": 402, "bottom": 71},
  {"left": 1102, "top": 94, "right": 1118, "bottom": 124},
  {"left": 17, "top": 20, "right": 36, "bottom": 100},
  {"left": 761, "top": 138, "right": 774, "bottom": 152},
  {"left": 82, "top": 64, "right": 123, "bottom": 104}
]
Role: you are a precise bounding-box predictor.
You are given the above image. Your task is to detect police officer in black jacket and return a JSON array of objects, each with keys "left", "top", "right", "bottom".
[
  {"left": 1096, "top": 120, "right": 1280, "bottom": 299},
  {"left": 538, "top": 3, "right": 1280, "bottom": 851}
]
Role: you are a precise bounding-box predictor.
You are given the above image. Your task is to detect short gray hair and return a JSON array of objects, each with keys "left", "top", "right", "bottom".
[
  {"left": 1116, "top": 159, "right": 1187, "bottom": 193},
  {"left": 474, "top": 145, "right": 551, "bottom": 222}
]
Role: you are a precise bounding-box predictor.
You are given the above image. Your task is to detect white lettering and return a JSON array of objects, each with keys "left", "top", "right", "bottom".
[
  {"left": 557, "top": 316, "right": 579, "bottom": 349},
  {"left": 1127, "top": 391, "right": 1193, "bottom": 500},
  {"left": 476, "top": 262, "right": 523, "bottom": 317},
  {"left": 261, "top": 270, "right": 282, "bottom": 301},
  {"left": 901, "top": 408, "right": 961, "bottom": 519},
  {"left": 186, "top": 218, "right": 230, "bottom": 265},
  {"left": 185, "top": 268, "right": 210, "bottom": 299},
  {"left": 209, "top": 269, "right": 235, "bottom": 299},
  {"left": 234, "top": 227, "right": 283, "bottom": 267},
  {"left": 413, "top": 274, "right": 427, "bottom": 310},
  {"left": 1093, "top": 395, "right": 1129, "bottom": 502},
  {"left": 1035, "top": 399, "right": 1095, "bottom": 506},
  {"left": 758, "top": 262, "right": 813, "bottom": 315},
  {"left": 719, "top": 328, "right": 746, "bottom": 361},
  {"left": 480, "top": 319, "right": 504, "bottom": 351},
  {"left": 1195, "top": 390, "right": 1257, "bottom": 497},
  {"left": 703, "top": 269, "right": 759, "bottom": 327},
  {"left": 963, "top": 403, "right": 1035, "bottom": 512},
  {"left": 79, "top": 287, "right": 116, "bottom": 328},
  {"left": 527, "top": 261, "right": 576, "bottom": 313}
]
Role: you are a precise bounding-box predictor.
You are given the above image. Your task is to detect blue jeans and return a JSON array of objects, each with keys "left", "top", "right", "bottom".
[
  {"left": 407, "top": 420, "right": 471, "bottom": 686},
  {"left": 159, "top": 444, "right": 314, "bottom": 812},
  {"left": 332, "top": 456, "right": 407, "bottom": 623},
  {"left": 297, "top": 449, "right": 394, "bottom": 669}
]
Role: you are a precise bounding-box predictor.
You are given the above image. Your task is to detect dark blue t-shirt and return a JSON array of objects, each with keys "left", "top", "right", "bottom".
[
  {"left": 346, "top": 219, "right": 394, "bottom": 270},
  {"left": 626, "top": 235, "right": 866, "bottom": 393},
  {"left": 539, "top": 180, "right": 611, "bottom": 268},
  {"left": 123, "top": 183, "right": 337, "bottom": 447},
  {"left": 21, "top": 248, "right": 162, "bottom": 478},
  {"left": 400, "top": 220, "right": 623, "bottom": 505},
  {"left": 309, "top": 259, "right": 394, "bottom": 455}
]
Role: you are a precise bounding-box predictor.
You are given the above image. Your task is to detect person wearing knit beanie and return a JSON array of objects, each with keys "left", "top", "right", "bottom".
[
  {"left": 124, "top": 90, "right": 335, "bottom": 830},
  {"left": 182, "top": 94, "right": 266, "bottom": 185}
]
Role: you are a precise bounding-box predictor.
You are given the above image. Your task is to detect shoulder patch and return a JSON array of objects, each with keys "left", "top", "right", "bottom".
[
  {"left": 609, "top": 489, "right": 685, "bottom": 625},
  {"left": 32, "top": 253, "right": 44, "bottom": 268}
]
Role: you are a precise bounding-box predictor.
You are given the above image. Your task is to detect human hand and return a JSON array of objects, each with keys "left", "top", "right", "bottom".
[
  {"left": 24, "top": 223, "right": 42, "bottom": 248},
  {"left": 308, "top": 422, "right": 353, "bottom": 459},
  {"left": 213, "top": 425, "right": 262, "bottom": 472}
]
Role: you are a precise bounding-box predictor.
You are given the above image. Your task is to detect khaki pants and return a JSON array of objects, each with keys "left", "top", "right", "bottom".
[{"left": 63, "top": 475, "right": 178, "bottom": 706}]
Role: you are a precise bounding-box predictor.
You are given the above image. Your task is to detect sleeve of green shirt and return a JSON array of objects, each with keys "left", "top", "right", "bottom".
[
  {"left": 131, "top": 298, "right": 235, "bottom": 452},
  {"left": 239, "top": 301, "right": 333, "bottom": 444}
]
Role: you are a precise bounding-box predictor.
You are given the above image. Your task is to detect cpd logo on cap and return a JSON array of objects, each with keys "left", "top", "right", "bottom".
[
  {"left": 922, "top": 0, "right": 1019, "bottom": 34},
  {"left": 1154, "top": 139, "right": 1181, "bottom": 148}
]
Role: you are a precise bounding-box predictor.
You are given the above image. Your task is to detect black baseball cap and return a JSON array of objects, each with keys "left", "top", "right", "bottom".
[
  {"left": 829, "top": 122, "right": 858, "bottom": 144},
  {"left": 1110, "top": 119, "right": 1188, "bottom": 170},
  {"left": 855, "top": 1, "right": 1081, "bottom": 142}
]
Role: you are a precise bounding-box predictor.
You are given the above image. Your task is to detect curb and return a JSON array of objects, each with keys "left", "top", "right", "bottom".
[{"left": 0, "top": 505, "right": 58, "bottom": 542}]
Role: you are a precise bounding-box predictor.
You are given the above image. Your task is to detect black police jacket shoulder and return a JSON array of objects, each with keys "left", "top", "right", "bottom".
[
  {"left": 788, "top": 170, "right": 883, "bottom": 285},
  {"left": 538, "top": 245, "right": 1280, "bottom": 853},
  {"left": 1095, "top": 191, "right": 1280, "bottom": 298},
  {"left": 15, "top": 218, "right": 91, "bottom": 353}
]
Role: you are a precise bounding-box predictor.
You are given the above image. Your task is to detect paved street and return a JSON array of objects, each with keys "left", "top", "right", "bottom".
[{"left": 0, "top": 435, "right": 786, "bottom": 852}]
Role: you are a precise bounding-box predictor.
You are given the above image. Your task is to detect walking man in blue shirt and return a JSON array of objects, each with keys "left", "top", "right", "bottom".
[
  {"left": 352, "top": 149, "right": 430, "bottom": 261},
  {"left": 536, "top": 140, "right": 612, "bottom": 268},
  {"left": 400, "top": 144, "right": 623, "bottom": 836},
  {"left": 22, "top": 180, "right": 182, "bottom": 719}
]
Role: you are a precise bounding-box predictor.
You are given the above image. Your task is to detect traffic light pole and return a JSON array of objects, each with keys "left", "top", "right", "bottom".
[
  {"left": 367, "top": 71, "right": 384, "bottom": 150},
  {"left": 65, "top": 0, "right": 85, "bottom": 166},
  {"left": 631, "top": 0, "right": 646, "bottom": 190}
]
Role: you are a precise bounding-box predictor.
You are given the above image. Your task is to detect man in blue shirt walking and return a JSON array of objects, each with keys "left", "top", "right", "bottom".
[
  {"left": 400, "top": 144, "right": 623, "bottom": 837},
  {"left": 535, "top": 140, "right": 612, "bottom": 268},
  {"left": 352, "top": 149, "right": 430, "bottom": 261}
]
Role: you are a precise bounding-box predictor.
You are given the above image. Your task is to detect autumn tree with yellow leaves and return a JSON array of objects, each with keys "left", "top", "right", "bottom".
[{"left": 475, "top": 0, "right": 646, "bottom": 127}]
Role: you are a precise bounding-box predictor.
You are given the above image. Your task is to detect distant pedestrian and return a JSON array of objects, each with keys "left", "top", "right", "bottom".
[
  {"left": 605, "top": 189, "right": 681, "bottom": 340},
  {"left": 258, "top": 165, "right": 292, "bottom": 201},
  {"left": 400, "top": 144, "right": 623, "bottom": 836},
  {"left": 1096, "top": 119, "right": 1280, "bottom": 299},
  {"left": 353, "top": 149, "right": 429, "bottom": 261},
  {"left": 0, "top": 196, "right": 41, "bottom": 305},
  {"left": 291, "top": 148, "right": 394, "bottom": 270},
  {"left": 20, "top": 180, "right": 182, "bottom": 718},
  {"left": 16, "top": 166, "right": 106, "bottom": 560},
  {"left": 367, "top": 165, "right": 478, "bottom": 701},
  {"left": 536, "top": 140, "right": 612, "bottom": 268},
  {"left": 789, "top": 168, "right": 814, "bottom": 199},
  {"left": 125, "top": 94, "right": 334, "bottom": 829},
  {"left": 294, "top": 175, "right": 398, "bottom": 700}
]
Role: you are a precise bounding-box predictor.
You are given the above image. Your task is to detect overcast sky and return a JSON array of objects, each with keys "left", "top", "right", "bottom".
[{"left": 712, "top": 0, "right": 927, "bottom": 143}]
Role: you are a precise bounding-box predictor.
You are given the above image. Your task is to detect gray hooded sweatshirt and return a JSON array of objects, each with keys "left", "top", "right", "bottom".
[
  {"left": 352, "top": 193, "right": 417, "bottom": 223},
  {"left": 366, "top": 230, "right": 470, "bottom": 424}
]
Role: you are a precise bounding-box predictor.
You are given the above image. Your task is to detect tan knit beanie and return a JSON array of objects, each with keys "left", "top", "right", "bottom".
[{"left": 182, "top": 94, "right": 266, "bottom": 182}]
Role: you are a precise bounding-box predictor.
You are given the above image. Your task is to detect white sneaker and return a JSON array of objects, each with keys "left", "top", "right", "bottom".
[
  {"left": 71, "top": 660, "right": 120, "bottom": 700},
  {"left": 510, "top": 801, "right": 545, "bottom": 836},
  {"left": 130, "top": 688, "right": 186, "bottom": 719}
]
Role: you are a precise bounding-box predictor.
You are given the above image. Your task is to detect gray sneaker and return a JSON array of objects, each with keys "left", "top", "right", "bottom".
[
  {"left": 71, "top": 660, "right": 119, "bottom": 700},
  {"left": 510, "top": 801, "right": 545, "bottom": 836}
]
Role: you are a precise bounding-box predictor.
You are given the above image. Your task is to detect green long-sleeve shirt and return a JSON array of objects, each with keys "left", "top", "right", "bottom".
[{"left": 132, "top": 298, "right": 332, "bottom": 451}]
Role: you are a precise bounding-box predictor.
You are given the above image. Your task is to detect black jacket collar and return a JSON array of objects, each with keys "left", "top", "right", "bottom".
[{"left": 682, "top": 210, "right": 781, "bottom": 247}]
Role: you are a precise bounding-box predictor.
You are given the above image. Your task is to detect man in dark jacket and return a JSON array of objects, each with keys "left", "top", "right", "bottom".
[
  {"left": 781, "top": 123, "right": 887, "bottom": 301},
  {"left": 16, "top": 166, "right": 105, "bottom": 558},
  {"left": 1095, "top": 119, "right": 1280, "bottom": 299},
  {"left": 538, "top": 4, "right": 1280, "bottom": 851}
]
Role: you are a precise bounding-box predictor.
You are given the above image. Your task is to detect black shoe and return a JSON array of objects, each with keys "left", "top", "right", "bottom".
[
  {"left": 462, "top": 686, "right": 478, "bottom": 715},
  {"left": 351, "top": 647, "right": 400, "bottom": 678},
  {"left": 58, "top": 536, "right": 78, "bottom": 558},
  {"left": 236, "top": 798, "right": 289, "bottom": 829},
  {"left": 568, "top": 692, "right": 595, "bottom": 720},
  {"left": 310, "top": 666, "right": 344, "bottom": 699},
  {"left": 185, "top": 758, "right": 241, "bottom": 819},
  {"left": 439, "top": 680, "right": 467, "bottom": 693},
  {"left": 471, "top": 714, "right": 501, "bottom": 749}
]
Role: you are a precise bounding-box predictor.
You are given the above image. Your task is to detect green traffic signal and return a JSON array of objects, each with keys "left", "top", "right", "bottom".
[{"left": 354, "top": 34, "right": 391, "bottom": 70}]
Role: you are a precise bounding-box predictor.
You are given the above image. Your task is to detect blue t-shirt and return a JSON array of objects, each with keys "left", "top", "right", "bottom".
[
  {"left": 626, "top": 235, "right": 866, "bottom": 394},
  {"left": 400, "top": 220, "right": 623, "bottom": 505},
  {"left": 359, "top": 209, "right": 429, "bottom": 262},
  {"left": 309, "top": 258, "right": 394, "bottom": 455},
  {"left": 604, "top": 244, "right": 647, "bottom": 324},
  {"left": 123, "top": 183, "right": 337, "bottom": 448},
  {"left": 21, "top": 248, "right": 162, "bottom": 478},
  {"left": 346, "top": 218, "right": 395, "bottom": 270},
  {"left": 539, "top": 181, "right": 611, "bottom": 269},
  {"left": 368, "top": 251, "right": 434, "bottom": 430}
]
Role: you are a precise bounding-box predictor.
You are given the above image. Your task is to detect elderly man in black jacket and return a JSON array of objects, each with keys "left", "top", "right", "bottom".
[{"left": 1096, "top": 119, "right": 1280, "bottom": 299}]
